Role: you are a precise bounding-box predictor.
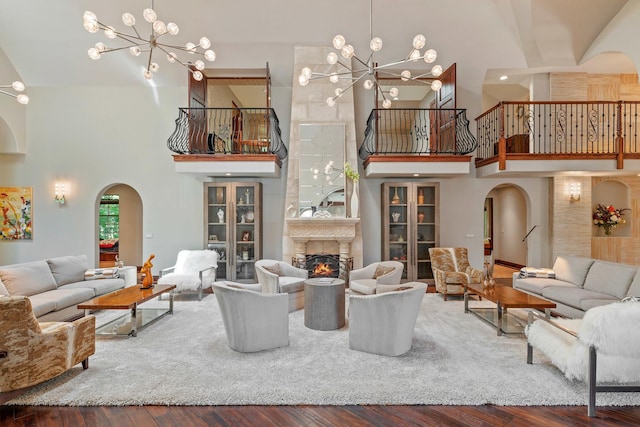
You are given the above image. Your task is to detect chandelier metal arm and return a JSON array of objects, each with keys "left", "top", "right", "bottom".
[
  {"left": 0, "top": 89, "right": 16, "bottom": 98},
  {"left": 332, "top": 72, "right": 369, "bottom": 100}
]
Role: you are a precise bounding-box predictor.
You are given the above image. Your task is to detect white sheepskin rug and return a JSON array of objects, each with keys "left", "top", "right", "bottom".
[
  {"left": 526, "top": 301, "right": 640, "bottom": 383},
  {"left": 157, "top": 250, "right": 218, "bottom": 291}
]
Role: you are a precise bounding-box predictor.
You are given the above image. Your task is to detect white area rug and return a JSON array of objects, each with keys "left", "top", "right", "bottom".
[{"left": 8, "top": 294, "right": 640, "bottom": 407}]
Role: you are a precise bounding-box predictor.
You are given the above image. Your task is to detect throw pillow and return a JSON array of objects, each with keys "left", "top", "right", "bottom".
[
  {"left": 262, "top": 264, "right": 282, "bottom": 276},
  {"left": 373, "top": 265, "right": 394, "bottom": 279}
]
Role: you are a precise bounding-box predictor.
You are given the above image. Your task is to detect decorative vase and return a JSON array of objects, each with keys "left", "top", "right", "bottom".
[
  {"left": 392, "top": 212, "right": 401, "bottom": 223},
  {"left": 417, "top": 211, "right": 425, "bottom": 223},
  {"left": 216, "top": 187, "right": 224, "bottom": 204},
  {"left": 604, "top": 225, "right": 612, "bottom": 236},
  {"left": 350, "top": 182, "right": 360, "bottom": 218},
  {"left": 391, "top": 187, "right": 401, "bottom": 204},
  {"left": 417, "top": 189, "right": 425, "bottom": 205}
]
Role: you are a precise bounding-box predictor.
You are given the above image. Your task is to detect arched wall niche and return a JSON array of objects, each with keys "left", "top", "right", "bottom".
[{"left": 592, "top": 179, "right": 631, "bottom": 237}]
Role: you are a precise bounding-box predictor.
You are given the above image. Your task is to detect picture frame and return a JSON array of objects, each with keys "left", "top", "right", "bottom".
[
  {"left": 241, "top": 231, "right": 251, "bottom": 241},
  {"left": 0, "top": 187, "right": 32, "bottom": 240}
]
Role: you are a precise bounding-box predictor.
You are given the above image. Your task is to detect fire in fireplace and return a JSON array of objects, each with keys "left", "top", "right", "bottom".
[{"left": 293, "top": 254, "right": 353, "bottom": 280}]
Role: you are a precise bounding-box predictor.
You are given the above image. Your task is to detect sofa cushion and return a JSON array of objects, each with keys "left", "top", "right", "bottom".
[
  {"left": 34, "top": 288, "right": 95, "bottom": 312},
  {"left": 583, "top": 261, "right": 637, "bottom": 299},
  {"left": 541, "top": 286, "right": 617, "bottom": 310},
  {"left": 514, "top": 278, "right": 577, "bottom": 295},
  {"left": 627, "top": 270, "right": 640, "bottom": 298},
  {"left": 373, "top": 265, "right": 394, "bottom": 279},
  {"left": 59, "top": 278, "right": 124, "bottom": 297},
  {"left": 552, "top": 255, "right": 594, "bottom": 288},
  {"left": 279, "top": 276, "right": 305, "bottom": 294},
  {"left": 47, "top": 255, "right": 89, "bottom": 287},
  {"left": 579, "top": 298, "right": 618, "bottom": 311},
  {"left": 376, "top": 283, "right": 408, "bottom": 294},
  {"left": 350, "top": 278, "right": 377, "bottom": 295},
  {"left": 22, "top": 294, "right": 58, "bottom": 318},
  {"left": 0, "top": 260, "right": 58, "bottom": 296}
]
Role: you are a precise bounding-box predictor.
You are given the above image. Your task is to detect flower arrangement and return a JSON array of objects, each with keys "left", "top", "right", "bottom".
[
  {"left": 592, "top": 204, "right": 629, "bottom": 235},
  {"left": 343, "top": 162, "right": 359, "bottom": 182}
]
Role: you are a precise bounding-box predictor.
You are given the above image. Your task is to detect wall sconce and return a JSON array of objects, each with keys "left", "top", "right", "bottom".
[
  {"left": 569, "top": 182, "right": 581, "bottom": 203},
  {"left": 54, "top": 183, "right": 66, "bottom": 205}
]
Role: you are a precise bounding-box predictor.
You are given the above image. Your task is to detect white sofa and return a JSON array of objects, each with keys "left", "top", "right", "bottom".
[
  {"left": 0, "top": 255, "right": 125, "bottom": 321},
  {"left": 513, "top": 254, "right": 640, "bottom": 318}
]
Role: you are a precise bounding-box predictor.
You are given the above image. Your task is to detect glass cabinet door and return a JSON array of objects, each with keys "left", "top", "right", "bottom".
[
  {"left": 206, "top": 184, "right": 228, "bottom": 280},
  {"left": 234, "top": 183, "right": 258, "bottom": 281},
  {"left": 415, "top": 184, "right": 437, "bottom": 281},
  {"left": 384, "top": 184, "right": 409, "bottom": 281}
]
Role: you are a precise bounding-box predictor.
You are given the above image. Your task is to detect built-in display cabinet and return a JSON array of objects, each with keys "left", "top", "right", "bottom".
[
  {"left": 205, "top": 182, "right": 262, "bottom": 282},
  {"left": 382, "top": 182, "right": 439, "bottom": 283}
]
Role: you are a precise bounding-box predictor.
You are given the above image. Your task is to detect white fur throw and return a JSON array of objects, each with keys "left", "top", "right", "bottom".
[
  {"left": 157, "top": 250, "right": 218, "bottom": 292},
  {"left": 527, "top": 301, "right": 640, "bottom": 383}
]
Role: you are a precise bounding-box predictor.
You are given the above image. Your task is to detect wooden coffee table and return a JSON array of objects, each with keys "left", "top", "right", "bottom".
[
  {"left": 464, "top": 282, "right": 556, "bottom": 336},
  {"left": 78, "top": 284, "right": 176, "bottom": 337}
]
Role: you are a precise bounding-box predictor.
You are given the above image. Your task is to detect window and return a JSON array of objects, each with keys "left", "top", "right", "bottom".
[{"left": 99, "top": 195, "right": 119, "bottom": 240}]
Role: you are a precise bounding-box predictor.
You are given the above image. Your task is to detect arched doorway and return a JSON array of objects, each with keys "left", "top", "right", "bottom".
[
  {"left": 96, "top": 184, "right": 143, "bottom": 268},
  {"left": 485, "top": 184, "right": 528, "bottom": 268}
]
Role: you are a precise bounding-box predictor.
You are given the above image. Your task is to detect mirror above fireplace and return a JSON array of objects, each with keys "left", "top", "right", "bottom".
[{"left": 298, "top": 123, "right": 345, "bottom": 217}]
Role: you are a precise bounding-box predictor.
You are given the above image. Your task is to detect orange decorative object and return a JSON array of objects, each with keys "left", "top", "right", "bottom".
[{"left": 140, "top": 254, "right": 155, "bottom": 289}]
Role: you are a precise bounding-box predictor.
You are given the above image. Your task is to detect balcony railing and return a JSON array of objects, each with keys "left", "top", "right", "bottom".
[
  {"left": 475, "top": 101, "right": 640, "bottom": 166},
  {"left": 359, "top": 108, "right": 477, "bottom": 160},
  {"left": 167, "top": 107, "right": 287, "bottom": 160}
]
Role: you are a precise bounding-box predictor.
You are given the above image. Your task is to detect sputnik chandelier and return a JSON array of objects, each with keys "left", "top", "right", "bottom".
[
  {"left": 82, "top": 2, "right": 216, "bottom": 81},
  {"left": 298, "top": 0, "right": 443, "bottom": 109},
  {"left": 0, "top": 81, "right": 28, "bottom": 104}
]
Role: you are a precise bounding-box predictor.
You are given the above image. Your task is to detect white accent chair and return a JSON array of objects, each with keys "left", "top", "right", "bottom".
[
  {"left": 349, "top": 261, "right": 404, "bottom": 295},
  {"left": 212, "top": 282, "right": 289, "bottom": 353},
  {"left": 526, "top": 299, "right": 640, "bottom": 417},
  {"left": 255, "top": 259, "right": 308, "bottom": 312},
  {"left": 157, "top": 250, "right": 218, "bottom": 300},
  {"left": 349, "top": 282, "right": 427, "bottom": 356}
]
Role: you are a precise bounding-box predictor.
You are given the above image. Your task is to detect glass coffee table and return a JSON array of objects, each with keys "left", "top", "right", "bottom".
[
  {"left": 464, "top": 282, "right": 556, "bottom": 336},
  {"left": 78, "top": 284, "right": 175, "bottom": 337}
]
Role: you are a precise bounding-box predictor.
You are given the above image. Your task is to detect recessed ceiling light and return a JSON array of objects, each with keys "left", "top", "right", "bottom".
[
  {"left": 499, "top": 75, "right": 508, "bottom": 81},
  {"left": 225, "top": 173, "right": 231, "bottom": 176},
  {"left": 413, "top": 173, "right": 419, "bottom": 177}
]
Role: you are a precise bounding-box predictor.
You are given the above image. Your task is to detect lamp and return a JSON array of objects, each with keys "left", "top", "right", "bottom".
[
  {"left": 82, "top": 2, "right": 216, "bottom": 81},
  {"left": 54, "top": 183, "right": 66, "bottom": 205},
  {"left": 569, "top": 182, "right": 581, "bottom": 203},
  {"left": 0, "top": 81, "right": 29, "bottom": 104},
  {"left": 297, "top": 0, "right": 443, "bottom": 108}
]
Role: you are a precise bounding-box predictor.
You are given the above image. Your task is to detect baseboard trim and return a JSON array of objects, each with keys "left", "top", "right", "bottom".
[{"left": 494, "top": 259, "right": 525, "bottom": 269}]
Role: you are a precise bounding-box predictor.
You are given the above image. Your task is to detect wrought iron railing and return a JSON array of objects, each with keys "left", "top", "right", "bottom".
[
  {"left": 475, "top": 101, "right": 640, "bottom": 159},
  {"left": 167, "top": 107, "right": 287, "bottom": 159},
  {"left": 359, "top": 108, "right": 477, "bottom": 160}
]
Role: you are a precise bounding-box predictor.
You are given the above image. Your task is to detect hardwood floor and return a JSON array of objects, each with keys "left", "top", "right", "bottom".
[{"left": 2, "top": 404, "right": 640, "bottom": 426}]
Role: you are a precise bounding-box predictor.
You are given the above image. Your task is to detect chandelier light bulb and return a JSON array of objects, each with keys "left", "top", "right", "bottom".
[
  {"left": 431, "top": 80, "right": 442, "bottom": 91},
  {"left": 129, "top": 46, "right": 141, "bottom": 56},
  {"left": 389, "top": 87, "right": 399, "bottom": 97},
  {"left": 167, "top": 52, "right": 177, "bottom": 62},
  {"left": 410, "top": 50, "right": 421, "bottom": 61},
  {"left": 326, "top": 97, "right": 336, "bottom": 107},
  {"left": 335, "top": 88, "right": 343, "bottom": 96},
  {"left": 11, "top": 81, "right": 25, "bottom": 92},
  {"left": 121, "top": 12, "right": 135, "bottom": 27},
  {"left": 16, "top": 94, "right": 29, "bottom": 105},
  {"left": 431, "top": 64, "right": 443, "bottom": 77},
  {"left": 185, "top": 42, "right": 196, "bottom": 53},
  {"left": 199, "top": 37, "right": 211, "bottom": 49},
  {"left": 333, "top": 35, "right": 346, "bottom": 50},
  {"left": 95, "top": 42, "right": 107, "bottom": 53},
  {"left": 424, "top": 49, "right": 437, "bottom": 63},
  {"left": 382, "top": 99, "right": 392, "bottom": 109},
  {"left": 167, "top": 22, "right": 179, "bottom": 35},
  {"left": 327, "top": 52, "right": 338, "bottom": 65},
  {"left": 150, "top": 62, "right": 159, "bottom": 72},
  {"left": 341, "top": 44, "right": 355, "bottom": 59},
  {"left": 84, "top": 21, "right": 99, "bottom": 33},
  {"left": 104, "top": 26, "right": 116, "bottom": 39},
  {"left": 192, "top": 70, "right": 203, "bottom": 81},
  {"left": 370, "top": 37, "right": 383, "bottom": 52},
  {"left": 153, "top": 20, "right": 167, "bottom": 35},
  {"left": 194, "top": 60, "right": 205, "bottom": 71},
  {"left": 204, "top": 50, "right": 216, "bottom": 61},
  {"left": 143, "top": 70, "right": 153, "bottom": 79},
  {"left": 301, "top": 67, "right": 312, "bottom": 78},
  {"left": 401, "top": 70, "right": 411, "bottom": 81},
  {"left": 88, "top": 47, "right": 101, "bottom": 60},
  {"left": 143, "top": 8, "right": 157, "bottom": 23},
  {"left": 84, "top": 11, "right": 97, "bottom": 24},
  {"left": 363, "top": 79, "right": 374, "bottom": 90},
  {"left": 329, "top": 73, "right": 339, "bottom": 83},
  {"left": 413, "top": 34, "right": 426, "bottom": 50},
  {"left": 298, "top": 74, "right": 309, "bottom": 86}
]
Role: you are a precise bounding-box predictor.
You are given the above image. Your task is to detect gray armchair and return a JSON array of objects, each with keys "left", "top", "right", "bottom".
[
  {"left": 255, "top": 259, "right": 308, "bottom": 312},
  {"left": 212, "top": 282, "right": 289, "bottom": 353},
  {"left": 349, "top": 282, "right": 427, "bottom": 356}
]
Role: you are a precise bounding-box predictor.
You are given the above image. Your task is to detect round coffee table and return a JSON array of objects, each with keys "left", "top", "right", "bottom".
[{"left": 304, "top": 278, "right": 346, "bottom": 330}]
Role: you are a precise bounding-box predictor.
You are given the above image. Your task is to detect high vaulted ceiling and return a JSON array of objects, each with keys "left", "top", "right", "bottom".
[{"left": 0, "top": 0, "right": 638, "bottom": 109}]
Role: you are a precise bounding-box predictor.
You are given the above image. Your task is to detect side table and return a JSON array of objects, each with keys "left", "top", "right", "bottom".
[{"left": 304, "top": 278, "right": 345, "bottom": 330}]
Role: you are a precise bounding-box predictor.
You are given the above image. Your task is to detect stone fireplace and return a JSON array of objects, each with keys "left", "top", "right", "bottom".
[{"left": 294, "top": 253, "right": 353, "bottom": 280}]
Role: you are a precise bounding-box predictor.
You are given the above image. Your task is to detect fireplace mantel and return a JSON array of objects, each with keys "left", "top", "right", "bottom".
[{"left": 286, "top": 217, "right": 360, "bottom": 242}]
